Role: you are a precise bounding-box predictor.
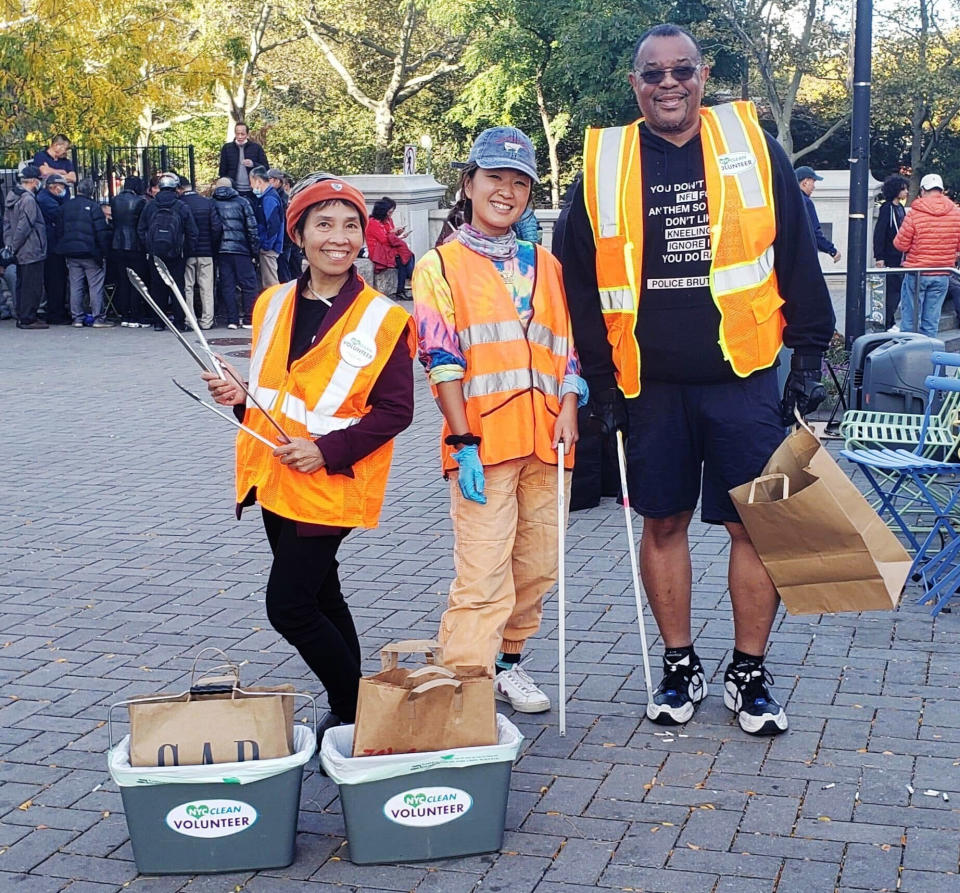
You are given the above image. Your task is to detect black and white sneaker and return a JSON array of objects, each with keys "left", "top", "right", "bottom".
[
  {"left": 723, "top": 661, "right": 788, "bottom": 736},
  {"left": 646, "top": 653, "right": 707, "bottom": 725}
]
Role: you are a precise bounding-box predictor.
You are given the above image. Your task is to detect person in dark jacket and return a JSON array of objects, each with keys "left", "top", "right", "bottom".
[
  {"left": 267, "top": 168, "right": 294, "bottom": 281},
  {"left": 873, "top": 174, "right": 909, "bottom": 330},
  {"left": 110, "top": 176, "right": 150, "bottom": 326},
  {"left": 217, "top": 123, "right": 268, "bottom": 198},
  {"left": 56, "top": 179, "right": 114, "bottom": 327},
  {"left": 250, "top": 166, "right": 284, "bottom": 292},
  {"left": 179, "top": 176, "right": 223, "bottom": 329},
  {"left": 561, "top": 25, "right": 835, "bottom": 737},
  {"left": 36, "top": 174, "right": 69, "bottom": 324},
  {"left": 211, "top": 177, "right": 260, "bottom": 329},
  {"left": 3, "top": 164, "right": 48, "bottom": 328},
  {"left": 796, "top": 166, "right": 840, "bottom": 263},
  {"left": 137, "top": 173, "right": 199, "bottom": 331}
]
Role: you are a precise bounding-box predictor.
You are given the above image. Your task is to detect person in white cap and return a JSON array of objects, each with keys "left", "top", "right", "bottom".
[{"left": 893, "top": 173, "right": 960, "bottom": 337}]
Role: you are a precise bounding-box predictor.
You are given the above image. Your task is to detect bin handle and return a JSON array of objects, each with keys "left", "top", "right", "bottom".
[
  {"left": 107, "top": 687, "right": 318, "bottom": 752},
  {"left": 747, "top": 473, "right": 790, "bottom": 504},
  {"left": 380, "top": 639, "right": 444, "bottom": 670}
]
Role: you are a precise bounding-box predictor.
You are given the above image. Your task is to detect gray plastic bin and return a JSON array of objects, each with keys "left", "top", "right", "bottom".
[
  {"left": 863, "top": 336, "right": 944, "bottom": 414},
  {"left": 108, "top": 725, "right": 316, "bottom": 875},
  {"left": 320, "top": 714, "right": 523, "bottom": 865}
]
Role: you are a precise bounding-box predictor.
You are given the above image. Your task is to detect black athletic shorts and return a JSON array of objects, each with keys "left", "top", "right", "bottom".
[{"left": 624, "top": 368, "right": 784, "bottom": 524}]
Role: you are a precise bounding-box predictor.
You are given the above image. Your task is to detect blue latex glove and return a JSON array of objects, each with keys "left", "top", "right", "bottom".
[{"left": 452, "top": 444, "right": 486, "bottom": 504}]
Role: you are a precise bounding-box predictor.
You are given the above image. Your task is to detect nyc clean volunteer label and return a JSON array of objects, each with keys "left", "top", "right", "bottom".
[
  {"left": 383, "top": 786, "right": 473, "bottom": 827},
  {"left": 166, "top": 799, "right": 258, "bottom": 838}
]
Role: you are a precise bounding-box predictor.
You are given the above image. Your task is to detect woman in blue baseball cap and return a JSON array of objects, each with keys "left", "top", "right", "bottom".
[{"left": 412, "top": 126, "right": 588, "bottom": 712}]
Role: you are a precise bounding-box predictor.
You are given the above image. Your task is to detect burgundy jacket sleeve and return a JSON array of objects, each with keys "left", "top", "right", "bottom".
[{"left": 314, "top": 330, "right": 415, "bottom": 475}]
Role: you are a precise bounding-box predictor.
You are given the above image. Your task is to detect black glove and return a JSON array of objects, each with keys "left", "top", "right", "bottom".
[
  {"left": 780, "top": 353, "right": 826, "bottom": 425},
  {"left": 587, "top": 386, "right": 628, "bottom": 435}
]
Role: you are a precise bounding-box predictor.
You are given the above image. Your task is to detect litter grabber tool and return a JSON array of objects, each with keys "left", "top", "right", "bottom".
[
  {"left": 127, "top": 268, "right": 211, "bottom": 372},
  {"left": 131, "top": 267, "right": 292, "bottom": 444},
  {"left": 154, "top": 259, "right": 291, "bottom": 443},
  {"left": 153, "top": 257, "right": 291, "bottom": 443},
  {"left": 615, "top": 429, "right": 654, "bottom": 710},
  {"left": 154, "top": 257, "right": 223, "bottom": 377},
  {"left": 557, "top": 440, "right": 567, "bottom": 737},
  {"left": 172, "top": 378, "right": 277, "bottom": 449}
]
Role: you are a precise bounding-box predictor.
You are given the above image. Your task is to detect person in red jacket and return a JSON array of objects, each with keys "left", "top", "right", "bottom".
[
  {"left": 365, "top": 197, "right": 414, "bottom": 299},
  {"left": 894, "top": 173, "right": 960, "bottom": 337}
]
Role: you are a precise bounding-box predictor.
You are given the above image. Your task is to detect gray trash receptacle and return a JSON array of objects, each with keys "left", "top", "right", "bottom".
[
  {"left": 320, "top": 714, "right": 523, "bottom": 865},
  {"left": 108, "top": 725, "right": 316, "bottom": 875},
  {"left": 863, "top": 336, "right": 944, "bottom": 414}
]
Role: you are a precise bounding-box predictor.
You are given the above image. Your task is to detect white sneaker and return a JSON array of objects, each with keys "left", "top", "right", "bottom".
[
  {"left": 495, "top": 664, "right": 550, "bottom": 713},
  {"left": 227, "top": 323, "right": 238, "bottom": 330},
  {"left": 887, "top": 324, "right": 900, "bottom": 333}
]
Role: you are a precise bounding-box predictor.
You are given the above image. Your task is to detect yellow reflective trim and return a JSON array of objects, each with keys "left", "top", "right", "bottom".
[
  {"left": 596, "top": 128, "right": 624, "bottom": 238},
  {"left": 599, "top": 287, "right": 632, "bottom": 312}
]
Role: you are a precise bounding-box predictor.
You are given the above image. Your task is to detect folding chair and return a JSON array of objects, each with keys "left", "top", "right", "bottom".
[{"left": 841, "top": 356, "right": 960, "bottom": 615}]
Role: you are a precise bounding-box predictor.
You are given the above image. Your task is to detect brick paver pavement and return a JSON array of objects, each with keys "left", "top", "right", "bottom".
[{"left": 2, "top": 321, "right": 959, "bottom": 892}]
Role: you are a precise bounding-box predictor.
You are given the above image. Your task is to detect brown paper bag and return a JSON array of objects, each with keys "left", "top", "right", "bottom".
[
  {"left": 352, "top": 640, "right": 497, "bottom": 757},
  {"left": 128, "top": 657, "right": 294, "bottom": 767},
  {"left": 729, "top": 422, "right": 912, "bottom": 615}
]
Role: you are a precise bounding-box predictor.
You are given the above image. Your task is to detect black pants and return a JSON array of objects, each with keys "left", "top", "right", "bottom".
[
  {"left": 261, "top": 509, "right": 361, "bottom": 721},
  {"left": 218, "top": 253, "right": 259, "bottom": 324},
  {"left": 43, "top": 254, "right": 67, "bottom": 323},
  {"left": 112, "top": 250, "right": 149, "bottom": 322},
  {"left": 148, "top": 255, "right": 186, "bottom": 326},
  {"left": 16, "top": 260, "right": 44, "bottom": 325},
  {"left": 885, "top": 272, "right": 904, "bottom": 329}
]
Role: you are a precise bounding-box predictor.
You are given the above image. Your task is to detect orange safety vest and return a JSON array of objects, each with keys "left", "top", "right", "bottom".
[
  {"left": 235, "top": 279, "right": 416, "bottom": 527},
  {"left": 433, "top": 240, "right": 575, "bottom": 472},
  {"left": 583, "top": 100, "right": 783, "bottom": 397}
]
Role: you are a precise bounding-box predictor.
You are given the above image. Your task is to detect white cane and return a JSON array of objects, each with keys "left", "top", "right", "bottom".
[
  {"left": 557, "top": 440, "right": 567, "bottom": 737},
  {"left": 615, "top": 429, "right": 654, "bottom": 708}
]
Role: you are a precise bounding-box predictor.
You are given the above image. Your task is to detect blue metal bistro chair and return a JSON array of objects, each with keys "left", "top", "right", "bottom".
[{"left": 841, "top": 356, "right": 960, "bottom": 615}]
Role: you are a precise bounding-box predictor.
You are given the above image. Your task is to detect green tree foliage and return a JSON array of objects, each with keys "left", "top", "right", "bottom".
[
  {"left": 0, "top": 0, "right": 217, "bottom": 146},
  {"left": 300, "top": 0, "right": 469, "bottom": 172},
  {"left": 450, "top": 0, "right": 663, "bottom": 205},
  {"left": 699, "top": 0, "right": 849, "bottom": 160},
  {"left": 871, "top": 0, "right": 960, "bottom": 195}
]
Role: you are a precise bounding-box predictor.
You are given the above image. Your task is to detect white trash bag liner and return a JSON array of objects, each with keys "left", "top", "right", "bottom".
[
  {"left": 320, "top": 713, "right": 523, "bottom": 786},
  {"left": 109, "top": 724, "right": 316, "bottom": 787}
]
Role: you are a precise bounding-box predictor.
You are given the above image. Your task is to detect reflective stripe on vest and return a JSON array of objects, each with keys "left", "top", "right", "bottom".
[
  {"left": 712, "top": 245, "right": 774, "bottom": 295},
  {"left": 594, "top": 127, "right": 625, "bottom": 239},
  {"left": 458, "top": 319, "right": 568, "bottom": 358},
  {"left": 249, "top": 286, "right": 393, "bottom": 436},
  {"left": 711, "top": 103, "right": 766, "bottom": 210},
  {"left": 247, "top": 385, "right": 360, "bottom": 436},
  {"left": 463, "top": 367, "right": 561, "bottom": 400},
  {"left": 247, "top": 281, "right": 293, "bottom": 396}
]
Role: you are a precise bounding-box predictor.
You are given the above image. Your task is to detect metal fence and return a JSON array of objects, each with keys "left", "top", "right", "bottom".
[{"left": 0, "top": 144, "right": 195, "bottom": 200}]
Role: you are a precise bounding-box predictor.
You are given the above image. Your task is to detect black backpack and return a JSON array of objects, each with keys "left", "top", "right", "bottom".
[{"left": 147, "top": 204, "right": 184, "bottom": 258}]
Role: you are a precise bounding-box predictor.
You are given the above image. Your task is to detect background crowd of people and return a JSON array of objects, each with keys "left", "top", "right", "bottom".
[{"left": 0, "top": 125, "right": 306, "bottom": 331}]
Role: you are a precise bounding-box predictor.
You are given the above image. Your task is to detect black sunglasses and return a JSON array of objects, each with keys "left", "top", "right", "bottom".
[{"left": 635, "top": 64, "right": 702, "bottom": 85}]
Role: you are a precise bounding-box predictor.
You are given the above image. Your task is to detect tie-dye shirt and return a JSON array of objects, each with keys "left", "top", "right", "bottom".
[{"left": 412, "top": 240, "right": 587, "bottom": 404}]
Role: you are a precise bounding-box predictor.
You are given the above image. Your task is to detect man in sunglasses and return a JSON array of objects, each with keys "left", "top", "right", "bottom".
[{"left": 561, "top": 23, "right": 834, "bottom": 737}]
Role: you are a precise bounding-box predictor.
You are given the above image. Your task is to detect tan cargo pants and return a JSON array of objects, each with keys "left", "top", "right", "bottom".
[{"left": 439, "top": 455, "right": 571, "bottom": 674}]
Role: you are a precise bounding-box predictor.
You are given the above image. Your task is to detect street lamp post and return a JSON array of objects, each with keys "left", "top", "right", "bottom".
[{"left": 845, "top": 0, "right": 873, "bottom": 349}]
